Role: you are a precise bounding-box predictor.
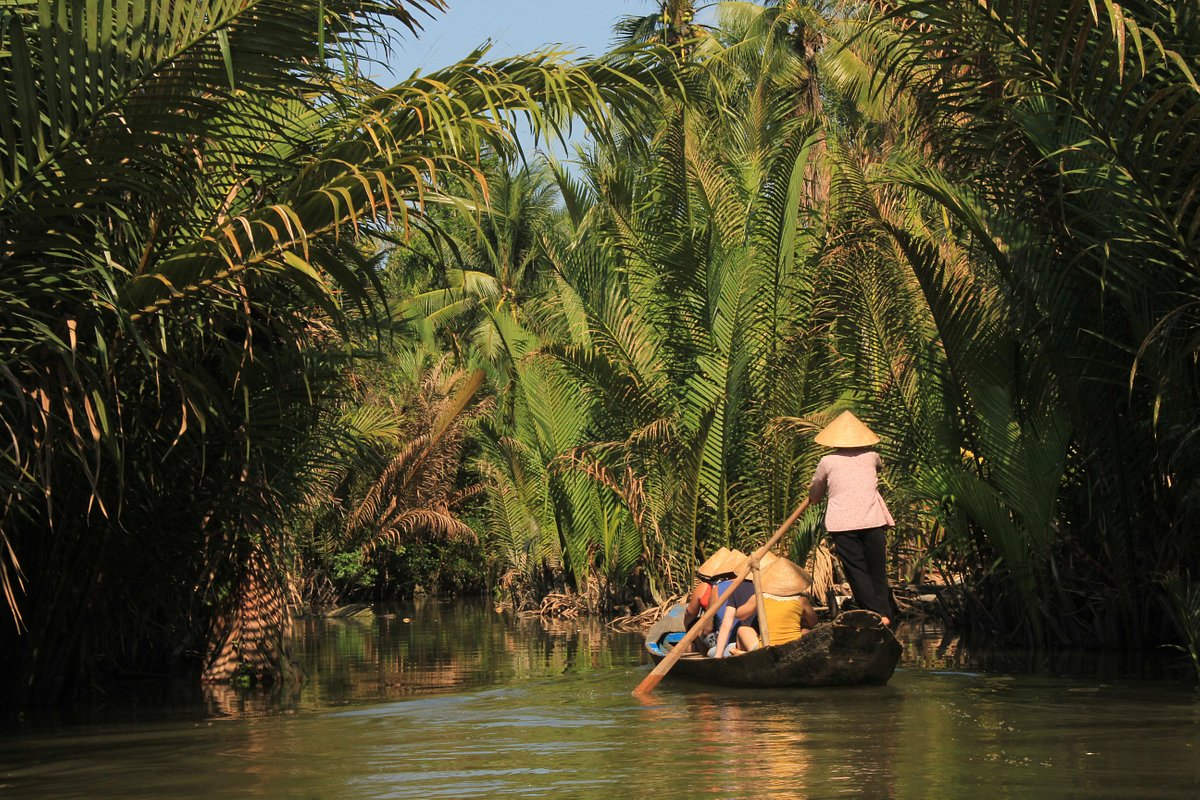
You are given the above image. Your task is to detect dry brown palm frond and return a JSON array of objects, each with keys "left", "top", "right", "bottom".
[
  {"left": 625, "top": 416, "right": 678, "bottom": 450},
  {"left": 347, "top": 433, "right": 433, "bottom": 532},
  {"left": 372, "top": 508, "right": 476, "bottom": 548},
  {"left": 518, "top": 591, "right": 587, "bottom": 620},
  {"left": 766, "top": 412, "right": 831, "bottom": 440},
  {"left": 607, "top": 596, "right": 686, "bottom": 631},
  {"left": 345, "top": 359, "right": 489, "bottom": 534},
  {"left": 345, "top": 362, "right": 490, "bottom": 555},
  {"left": 0, "top": 531, "right": 26, "bottom": 631},
  {"left": 551, "top": 447, "right": 620, "bottom": 488},
  {"left": 446, "top": 484, "right": 486, "bottom": 506},
  {"left": 550, "top": 448, "right": 649, "bottom": 532},
  {"left": 805, "top": 543, "right": 837, "bottom": 606}
]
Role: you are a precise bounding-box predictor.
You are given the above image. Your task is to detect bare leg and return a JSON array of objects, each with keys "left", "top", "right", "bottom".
[
  {"left": 692, "top": 616, "right": 713, "bottom": 654},
  {"left": 733, "top": 626, "right": 759, "bottom": 653},
  {"left": 712, "top": 612, "right": 737, "bottom": 658}
]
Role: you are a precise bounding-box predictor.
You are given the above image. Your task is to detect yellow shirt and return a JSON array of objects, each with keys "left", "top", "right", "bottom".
[{"left": 761, "top": 595, "right": 808, "bottom": 645}]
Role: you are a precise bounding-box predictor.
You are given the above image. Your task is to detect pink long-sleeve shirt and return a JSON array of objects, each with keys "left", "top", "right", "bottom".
[{"left": 807, "top": 448, "right": 895, "bottom": 532}]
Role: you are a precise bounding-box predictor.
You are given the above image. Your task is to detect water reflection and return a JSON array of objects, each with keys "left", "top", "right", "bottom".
[
  {"left": 660, "top": 686, "right": 905, "bottom": 797},
  {"left": 1, "top": 601, "right": 1198, "bottom": 799},
  {"left": 293, "top": 598, "right": 637, "bottom": 710},
  {"left": 897, "top": 619, "right": 1188, "bottom": 680}
]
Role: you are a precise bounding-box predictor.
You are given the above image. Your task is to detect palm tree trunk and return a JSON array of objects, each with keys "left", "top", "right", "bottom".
[{"left": 201, "top": 535, "right": 297, "bottom": 686}]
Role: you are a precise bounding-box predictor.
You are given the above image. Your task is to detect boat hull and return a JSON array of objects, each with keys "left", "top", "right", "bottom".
[{"left": 644, "top": 608, "right": 901, "bottom": 688}]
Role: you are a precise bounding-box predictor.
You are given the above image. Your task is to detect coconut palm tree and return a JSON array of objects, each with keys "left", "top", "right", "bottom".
[
  {"left": 0, "top": 0, "right": 673, "bottom": 701},
  {"left": 616, "top": 1, "right": 711, "bottom": 57},
  {"left": 477, "top": 1, "right": 1081, "bottom": 628},
  {"left": 440, "top": 2, "right": 927, "bottom": 605},
  {"left": 526, "top": 27, "right": 847, "bottom": 596},
  {"left": 864, "top": 0, "right": 1200, "bottom": 646}
]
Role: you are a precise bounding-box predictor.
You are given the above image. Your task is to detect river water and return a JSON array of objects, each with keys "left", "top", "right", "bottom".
[{"left": 2, "top": 599, "right": 1198, "bottom": 798}]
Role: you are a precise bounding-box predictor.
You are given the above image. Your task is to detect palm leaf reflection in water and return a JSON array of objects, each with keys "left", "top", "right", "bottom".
[
  {"left": 294, "top": 598, "right": 641, "bottom": 708},
  {"left": 2, "top": 604, "right": 1199, "bottom": 798},
  {"left": 289, "top": 603, "right": 1199, "bottom": 798}
]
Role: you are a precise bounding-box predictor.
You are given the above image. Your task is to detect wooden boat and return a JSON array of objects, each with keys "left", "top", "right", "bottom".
[{"left": 643, "top": 605, "right": 902, "bottom": 688}]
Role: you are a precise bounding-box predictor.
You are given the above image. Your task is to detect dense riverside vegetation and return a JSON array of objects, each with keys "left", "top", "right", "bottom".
[
  {"left": 2, "top": 0, "right": 1198, "bottom": 702},
  {"left": 0, "top": 0, "right": 670, "bottom": 702}
]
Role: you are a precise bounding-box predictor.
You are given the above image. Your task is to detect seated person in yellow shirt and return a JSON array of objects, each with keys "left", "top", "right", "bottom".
[{"left": 734, "top": 557, "right": 817, "bottom": 653}]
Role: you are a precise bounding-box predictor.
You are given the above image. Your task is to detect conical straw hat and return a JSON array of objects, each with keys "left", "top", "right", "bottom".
[
  {"left": 757, "top": 551, "right": 780, "bottom": 572},
  {"left": 723, "top": 549, "right": 750, "bottom": 578},
  {"left": 760, "top": 557, "right": 813, "bottom": 596},
  {"left": 814, "top": 411, "right": 879, "bottom": 448},
  {"left": 697, "top": 547, "right": 731, "bottom": 581}
]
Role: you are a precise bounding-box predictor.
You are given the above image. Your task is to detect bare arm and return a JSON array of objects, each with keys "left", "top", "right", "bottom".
[
  {"left": 713, "top": 610, "right": 737, "bottom": 659},
  {"left": 800, "top": 597, "right": 818, "bottom": 629},
  {"left": 734, "top": 593, "right": 757, "bottom": 622},
  {"left": 683, "top": 584, "right": 705, "bottom": 628},
  {"left": 807, "top": 458, "right": 829, "bottom": 505}
]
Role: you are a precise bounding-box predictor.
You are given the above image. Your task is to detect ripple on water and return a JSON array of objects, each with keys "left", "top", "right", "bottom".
[{"left": 2, "top": 603, "right": 1199, "bottom": 799}]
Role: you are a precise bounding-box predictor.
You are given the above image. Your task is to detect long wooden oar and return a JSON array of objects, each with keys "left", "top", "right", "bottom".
[
  {"left": 753, "top": 563, "right": 770, "bottom": 647},
  {"left": 633, "top": 498, "right": 810, "bottom": 696}
]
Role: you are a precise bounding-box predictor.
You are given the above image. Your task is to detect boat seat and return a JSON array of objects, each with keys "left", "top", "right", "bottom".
[
  {"left": 648, "top": 630, "right": 695, "bottom": 658},
  {"left": 650, "top": 631, "right": 708, "bottom": 659}
]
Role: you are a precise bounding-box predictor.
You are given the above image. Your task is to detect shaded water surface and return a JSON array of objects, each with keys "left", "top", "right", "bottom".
[{"left": 2, "top": 599, "right": 1199, "bottom": 798}]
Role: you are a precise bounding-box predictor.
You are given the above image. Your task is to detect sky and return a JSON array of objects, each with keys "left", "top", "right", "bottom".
[
  {"left": 372, "top": 1, "right": 670, "bottom": 161},
  {"left": 381, "top": 0, "right": 654, "bottom": 81}
]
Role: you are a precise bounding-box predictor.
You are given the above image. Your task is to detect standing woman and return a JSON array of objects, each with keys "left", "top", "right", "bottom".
[{"left": 806, "top": 411, "right": 895, "bottom": 625}]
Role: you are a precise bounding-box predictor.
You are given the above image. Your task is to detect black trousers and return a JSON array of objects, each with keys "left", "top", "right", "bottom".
[{"left": 831, "top": 527, "right": 893, "bottom": 619}]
